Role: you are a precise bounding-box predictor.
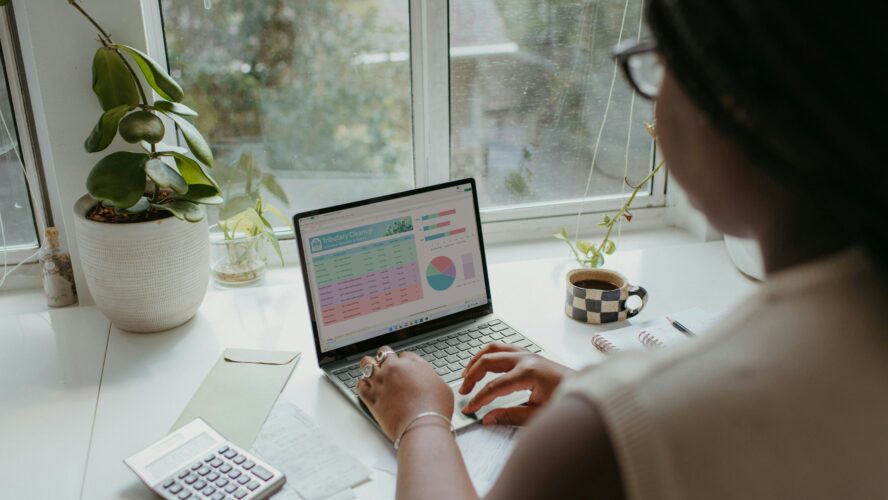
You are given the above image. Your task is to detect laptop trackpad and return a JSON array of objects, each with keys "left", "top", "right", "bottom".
[{"left": 450, "top": 372, "right": 530, "bottom": 428}]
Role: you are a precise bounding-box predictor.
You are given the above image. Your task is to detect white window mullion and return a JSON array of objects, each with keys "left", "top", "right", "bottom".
[{"left": 412, "top": 0, "right": 450, "bottom": 187}]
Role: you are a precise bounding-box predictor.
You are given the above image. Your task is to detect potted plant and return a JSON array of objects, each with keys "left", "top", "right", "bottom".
[
  {"left": 69, "top": 1, "right": 222, "bottom": 332},
  {"left": 213, "top": 195, "right": 290, "bottom": 287}
]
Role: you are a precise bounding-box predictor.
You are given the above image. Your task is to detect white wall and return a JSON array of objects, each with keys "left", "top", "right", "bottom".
[{"left": 14, "top": 0, "right": 151, "bottom": 304}]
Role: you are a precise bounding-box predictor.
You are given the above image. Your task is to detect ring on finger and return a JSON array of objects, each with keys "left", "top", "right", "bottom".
[
  {"left": 376, "top": 349, "right": 396, "bottom": 365},
  {"left": 361, "top": 362, "right": 376, "bottom": 380}
]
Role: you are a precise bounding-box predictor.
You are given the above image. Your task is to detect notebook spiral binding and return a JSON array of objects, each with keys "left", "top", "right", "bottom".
[
  {"left": 591, "top": 334, "right": 618, "bottom": 353},
  {"left": 637, "top": 330, "right": 664, "bottom": 348}
]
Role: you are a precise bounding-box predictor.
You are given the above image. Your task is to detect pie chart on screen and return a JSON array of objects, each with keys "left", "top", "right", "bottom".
[{"left": 426, "top": 256, "right": 456, "bottom": 291}]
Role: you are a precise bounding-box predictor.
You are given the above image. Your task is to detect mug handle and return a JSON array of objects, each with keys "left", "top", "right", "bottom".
[{"left": 626, "top": 285, "right": 648, "bottom": 318}]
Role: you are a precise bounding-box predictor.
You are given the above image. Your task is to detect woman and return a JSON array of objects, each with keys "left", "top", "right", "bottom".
[{"left": 357, "top": 0, "right": 888, "bottom": 498}]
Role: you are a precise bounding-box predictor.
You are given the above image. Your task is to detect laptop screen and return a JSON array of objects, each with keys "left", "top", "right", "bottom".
[{"left": 296, "top": 181, "right": 490, "bottom": 356}]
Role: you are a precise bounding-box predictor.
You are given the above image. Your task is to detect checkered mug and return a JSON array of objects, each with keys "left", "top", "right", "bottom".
[{"left": 565, "top": 269, "right": 648, "bottom": 324}]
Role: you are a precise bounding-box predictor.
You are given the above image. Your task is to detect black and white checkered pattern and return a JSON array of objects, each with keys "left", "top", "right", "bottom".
[{"left": 564, "top": 284, "right": 648, "bottom": 324}]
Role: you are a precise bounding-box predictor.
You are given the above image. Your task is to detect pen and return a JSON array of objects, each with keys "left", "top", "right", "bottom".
[{"left": 665, "top": 316, "right": 696, "bottom": 338}]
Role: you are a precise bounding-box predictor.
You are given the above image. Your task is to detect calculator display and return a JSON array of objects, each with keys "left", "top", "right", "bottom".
[{"left": 146, "top": 432, "right": 215, "bottom": 480}]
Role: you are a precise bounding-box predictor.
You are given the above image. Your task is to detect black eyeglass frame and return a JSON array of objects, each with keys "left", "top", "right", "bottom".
[{"left": 612, "top": 38, "right": 659, "bottom": 100}]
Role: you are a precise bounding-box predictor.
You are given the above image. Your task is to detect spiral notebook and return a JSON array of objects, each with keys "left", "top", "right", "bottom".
[{"left": 591, "top": 308, "right": 718, "bottom": 353}]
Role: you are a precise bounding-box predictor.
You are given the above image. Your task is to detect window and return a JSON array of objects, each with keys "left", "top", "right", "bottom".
[
  {"left": 160, "top": 0, "right": 414, "bottom": 220},
  {"left": 450, "top": 0, "right": 654, "bottom": 213},
  {"left": 158, "top": 0, "right": 657, "bottom": 226},
  {"left": 0, "top": 14, "right": 41, "bottom": 261}
]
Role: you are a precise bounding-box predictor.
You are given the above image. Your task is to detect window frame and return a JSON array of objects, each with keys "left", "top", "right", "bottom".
[
  {"left": 145, "top": 0, "right": 667, "bottom": 239},
  {"left": 0, "top": 6, "right": 49, "bottom": 265}
]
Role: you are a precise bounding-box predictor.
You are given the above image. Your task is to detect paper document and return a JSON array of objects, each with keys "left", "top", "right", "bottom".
[
  {"left": 375, "top": 424, "right": 520, "bottom": 496},
  {"left": 252, "top": 399, "right": 370, "bottom": 500}
]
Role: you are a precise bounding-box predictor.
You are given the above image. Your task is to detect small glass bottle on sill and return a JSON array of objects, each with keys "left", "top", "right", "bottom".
[{"left": 40, "top": 227, "right": 77, "bottom": 307}]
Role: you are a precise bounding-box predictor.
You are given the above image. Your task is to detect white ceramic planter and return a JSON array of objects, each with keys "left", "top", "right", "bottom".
[{"left": 73, "top": 194, "right": 210, "bottom": 332}]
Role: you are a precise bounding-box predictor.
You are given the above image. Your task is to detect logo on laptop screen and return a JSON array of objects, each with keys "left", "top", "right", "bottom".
[{"left": 310, "top": 238, "right": 323, "bottom": 253}]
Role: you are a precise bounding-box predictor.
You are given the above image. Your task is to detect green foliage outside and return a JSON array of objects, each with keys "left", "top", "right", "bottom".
[{"left": 161, "top": 0, "right": 412, "bottom": 177}]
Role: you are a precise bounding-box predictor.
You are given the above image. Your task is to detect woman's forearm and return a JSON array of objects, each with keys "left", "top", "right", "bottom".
[{"left": 396, "top": 422, "right": 477, "bottom": 500}]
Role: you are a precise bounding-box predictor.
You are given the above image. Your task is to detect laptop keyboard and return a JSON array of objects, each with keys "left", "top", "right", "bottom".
[{"left": 332, "top": 319, "right": 541, "bottom": 395}]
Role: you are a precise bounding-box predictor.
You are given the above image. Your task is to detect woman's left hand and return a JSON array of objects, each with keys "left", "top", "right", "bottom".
[{"left": 357, "top": 346, "right": 454, "bottom": 441}]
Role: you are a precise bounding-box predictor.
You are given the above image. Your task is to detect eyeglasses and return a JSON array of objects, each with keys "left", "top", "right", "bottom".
[{"left": 612, "top": 38, "right": 663, "bottom": 100}]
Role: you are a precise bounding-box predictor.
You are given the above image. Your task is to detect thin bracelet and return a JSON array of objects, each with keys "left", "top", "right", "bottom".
[{"left": 393, "top": 411, "right": 456, "bottom": 450}]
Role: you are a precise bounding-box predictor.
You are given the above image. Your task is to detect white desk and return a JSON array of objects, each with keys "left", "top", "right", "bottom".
[
  {"left": 4, "top": 239, "right": 756, "bottom": 499},
  {"left": 0, "top": 308, "right": 110, "bottom": 500}
]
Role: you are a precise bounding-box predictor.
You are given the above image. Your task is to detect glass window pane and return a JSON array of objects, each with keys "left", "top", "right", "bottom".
[
  {"left": 450, "top": 0, "right": 654, "bottom": 209},
  {"left": 0, "top": 50, "right": 38, "bottom": 250},
  {"left": 160, "top": 0, "right": 413, "bottom": 221}
]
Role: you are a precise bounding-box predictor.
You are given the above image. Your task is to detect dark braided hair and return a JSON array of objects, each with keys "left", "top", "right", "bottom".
[{"left": 647, "top": 0, "right": 888, "bottom": 273}]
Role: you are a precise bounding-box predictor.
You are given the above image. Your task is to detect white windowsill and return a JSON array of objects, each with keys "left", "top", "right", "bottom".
[{"left": 0, "top": 226, "right": 708, "bottom": 318}]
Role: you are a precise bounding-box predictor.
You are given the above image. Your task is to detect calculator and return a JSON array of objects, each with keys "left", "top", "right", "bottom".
[{"left": 125, "top": 418, "right": 286, "bottom": 500}]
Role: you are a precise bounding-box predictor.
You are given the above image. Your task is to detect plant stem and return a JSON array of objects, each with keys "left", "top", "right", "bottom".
[
  {"left": 68, "top": 0, "right": 112, "bottom": 44},
  {"left": 69, "top": 1, "right": 149, "bottom": 105},
  {"left": 596, "top": 159, "right": 665, "bottom": 254}
]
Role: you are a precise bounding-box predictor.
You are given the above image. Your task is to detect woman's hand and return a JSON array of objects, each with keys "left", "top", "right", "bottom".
[
  {"left": 459, "top": 343, "right": 574, "bottom": 426},
  {"left": 357, "top": 346, "right": 454, "bottom": 441}
]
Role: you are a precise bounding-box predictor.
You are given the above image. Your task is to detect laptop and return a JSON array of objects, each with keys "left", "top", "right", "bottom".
[{"left": 294, "top": 179, "right": 548, "bottom": 430}]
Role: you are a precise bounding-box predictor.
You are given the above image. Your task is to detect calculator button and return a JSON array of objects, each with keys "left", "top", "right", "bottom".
[
  {"left": 232, "top": 455, "right": 246, "bottom": 465},
  {"left": 178, "top": 470, "right": 190, "bottom": 479},
  {"left": 169, "top": 483, "right": 183, "bottom": 494},
  {"left": 223, "top": 449, "right": 238, "bottom": 459},
  {"left": 242, "top": 460, "right": 255, "bottom": 470},
  {"left": 163, "top": 478, "right": 175, "bottom": 488},
  {"left": 204, "top": 454, "right": 215, "bottom": 462},
  {"left": 198, "top": 466, "right": 211, "bottom": 476},
  {"left": 237, "top": 475, "right": 250, "bottom": 485},
  {"left": 219, "top": 464, "right": 232, "bottom": 474},
  {"left": 246, "top": 480, "right": 260, "bottom": 491},
  {"left": 191, "top": 462, "right": 203, "bottom": 471},
  {"left": 234, "top": 490, "right": 247, "bottom": 499},
  {"left": 210, "top": 458, "right": 223, "bottom": 468},
  {"left": 228, "top": 470, "right": 241, "bottom": 479},
  {"left": 211, "top": 493, "right": 225, "bottom": 500},
  {"left": 225, "top": 483, "right": 238, "bottom": 494},
  {"left": 202, "top": 486, "right": 216, "bottom": 496},
  {"left": 217, "top": 445, "right": 229, "bottom": 454},
  {"left": 215, "top": 478, "right": 229, "bottom": 487},
  {"left": 250, "top": 465, "right": 273, "bottom": 481},
  {"left": 207, "top": 472, "right": 219, "bottom": 482},
  {"left": 184, "top": 475, "right": 198, "bottom": 485},
  {"left": 177, "top": 490, "right": 191, "bottom": 499},
  {"left": 193, "top": 480, "right": 206, "bottom": 490}
]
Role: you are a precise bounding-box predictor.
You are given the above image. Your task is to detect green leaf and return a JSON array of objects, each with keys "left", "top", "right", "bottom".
[
  {"left": 588, "top": 252, "right": 605, "bottom": 268},
  {"left": 86, "top": 151, "right": 149, "bottom": 209},
  {"left": 603, "top": 239, "right": 616, "bottom": 255},
  {"left": 84, "top": 105, "right": 133, "bottom": 153},
  {"left": 91, "top": 47, "right": 140, "bottom": 111},
  {"left": 261, "top": 174, "right": 289, "bottom": 206},
  {"left": 170, "top": 152, "right": 220, "bottom": 190},
  {"left": 553, "top": 227, "right": 569, "bottom": 241},
  {"left": 220, "top": 193, "right": 256, "bottom": 220},
  {"left": 112, "top": 44, "right": 184, "bottom": 102},
  {"left": 577, "top": 240, "right": 593, "bottom": 254},
  {"left": 153, "top": 100, "right": 198, "bottom": 117},
  {"left": 264, "top": 203, "right": 292, "bottom": 229},
  {"left": 151, "top": 200, "right": 204, "bottom": 222},
  {"left": 159, "top": 111, "right": 214, "bottom": 167},
  {"left": 173, "top": 184, "right": 223, "bottom": 205},
  {"left": 119, "top": 197, "right": 150, "bottom": 214},
  {"left": 145, "top": 158, "right": 187, "bottom": 194},
  {"left": 118, "top": 110, "right": 165, "bottom": 144}
]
